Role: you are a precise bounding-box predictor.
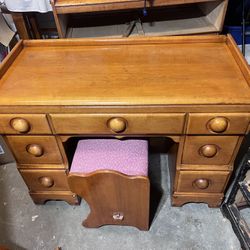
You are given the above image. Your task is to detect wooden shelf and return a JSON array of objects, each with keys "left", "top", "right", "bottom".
[
  {"left": 54, "top": 0, "right": 219, "bottom": 13},
  {"left": 51, "top": 0, "right": 228, "bottom": 38}
]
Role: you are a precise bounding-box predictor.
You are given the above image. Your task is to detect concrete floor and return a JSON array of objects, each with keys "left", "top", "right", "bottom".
[{"left": 0, "top": 154, "right": 241, "bottom": 250}]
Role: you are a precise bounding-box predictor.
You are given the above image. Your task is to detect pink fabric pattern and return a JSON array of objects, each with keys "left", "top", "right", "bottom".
[{"left": 70, "top": 139, "right": 148, "bottom": 176}]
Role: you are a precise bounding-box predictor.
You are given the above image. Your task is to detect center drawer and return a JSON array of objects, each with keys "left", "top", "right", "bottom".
[{"left": 50, "top": 113, "right": 185, "bottom": 134}]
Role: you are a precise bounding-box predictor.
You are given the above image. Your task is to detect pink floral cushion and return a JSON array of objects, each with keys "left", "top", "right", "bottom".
[{"left": 70, "top": 139, "right": 148, "bottom": 176}]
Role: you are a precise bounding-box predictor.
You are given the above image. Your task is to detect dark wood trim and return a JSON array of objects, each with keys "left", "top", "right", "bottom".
[{"left": 12, "top": 13, "right": 30, "bottom": 39}]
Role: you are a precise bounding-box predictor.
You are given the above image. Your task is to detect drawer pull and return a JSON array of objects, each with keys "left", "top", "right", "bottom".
[
  {"left": 38, "top": 176, "right": 54, "bottom": 188},
  {"left": 207, "top": 117, "right": 228, "bottom": 133},
  {"left": 26, "top": 144, "right": 44, "bottom": 157},
  {"left": 107, "top": 117, "right": 127, "bottom": 133},
  {"left": 199, "top": 144, "right": 218, "bottom": 158},
  {"left": 194, "top": 178, "right": 209, "bottom": 189},
  {"left": 10, "top": 118, "right": 30, "bottom": 133},
  {"left": 112, "top": 212, "right": 124, "bottom": 221}
]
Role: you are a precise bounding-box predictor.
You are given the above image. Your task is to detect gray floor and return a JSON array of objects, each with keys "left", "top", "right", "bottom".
[{"left": 0, "top": 154, "right": 241, "bottom": 250}]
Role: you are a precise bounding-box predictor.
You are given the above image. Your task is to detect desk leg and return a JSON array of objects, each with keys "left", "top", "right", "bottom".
[
  {"left": 12, "top": 13, "right": 30, "bottom": 39},
  {"left": 11, "top": 13, "right": 40, "bottom": 39},
  {"left": 51, "top": 1, "right": 68, "bottom": 38}
]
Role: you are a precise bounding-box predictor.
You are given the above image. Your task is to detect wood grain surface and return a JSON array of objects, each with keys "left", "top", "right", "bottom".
[
  {"left": 0, "top": 35, "right": 249, "bottom": 106},
  {"left": 53, "top": 0, "right": 222, "bottom": 14},
  {"left": 50, "top": 113, "right": 185, "bottom": 134},
  {"left": 0, "top": 35, "right": 249, "bottom": 208},
  {"left": 5, "top": 136, "right": 63, "bottom": 164},
  {"left": 68, "top": 170, "right": 150, "bottom": 230}
]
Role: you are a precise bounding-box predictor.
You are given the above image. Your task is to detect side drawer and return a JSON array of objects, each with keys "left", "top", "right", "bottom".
[
  {"left": 182, "top": 136, "right": 240, "bottom": 165},
  {"left": 50, "top": 113, "right": 185, "bottom": 134},
  {"left": 187, "top": 113, "right": 250, "bottom": 135},
  {"left": 19, "top": 169, "right": 70, "bottom": 192},
  {"left": 5, "top": 136, "right": 63, "bottom": 164},
  {"left": 176, "top": 170, "right": 230, "bottom": 193},
  {"left": 0, "top": 114, "right": 51, "bottom": 134}
]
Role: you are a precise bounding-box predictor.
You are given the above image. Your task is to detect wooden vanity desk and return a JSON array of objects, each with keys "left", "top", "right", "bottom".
[{"left": 0, "top": 35, "right": 250, "bottom": 207}]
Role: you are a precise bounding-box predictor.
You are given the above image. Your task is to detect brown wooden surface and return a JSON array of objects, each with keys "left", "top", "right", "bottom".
[
  {"left": 20, "top": 169, "right": 70, "bottom": 192},
  {"left": 0, "top": 36, "right": 249, "bottom": 106},
  {"left": 23, "top": 34, "right": 227, "bottom": 45},
  {"left": 176, "top": 170, "right": 230, "bottom": 193},
  {"left": 0, "top": 105, "right": 249, "bottom": 114},
  {"left": 17, "top": 163, "right": 68, "bottom": 169},
  {"left": 51, "top": 0, "right": 68, "bottom": 38},
  {"left": 227, "top": 34, "right": 250, "bottom": 86},
  {"left": 5, "top": 136, "right": 63, "bottom": 164},
  {"left": 0, "top": 114, "right": 51, "bottom": 134},
  {"left": 29, "top": 191, "right": 79, "bottom": 205},
  {"left": 172, "top": 192, "right": 224, "bottom": 207},
  {"left": 50, "top": 113, "right": 185, "bottom": 134},
  {"left": 187, "top": 113, "right": 250, "bottom": 134},
  {"left": 0, "top": 105, "right": 249, "bottom": 115},
  {"left": 28, "top": 14, "right": 41, "bottom": 39},
  {"left": 179, "top": 163, "right": 232, "bottom": 171},
  {"left": 0, "top": 35, "right": 249, "bottom": 207},
  {"left": 53, "top": 0, "right": 222, "bottom": 14},
  {"left": 11, "top": 13, "right": 29, "bottom": 39},
  {"left": 182, "top": 136, "right": 240, "bottom": 165},
  {"left": 68, "top": 170, "right": 150, "bottom": 230},
  {"left": 0, "top": 40, "right": 23, "bottom": 79},
  {"left": 11, "top": 13, "right": 41, "bottom": 39}
]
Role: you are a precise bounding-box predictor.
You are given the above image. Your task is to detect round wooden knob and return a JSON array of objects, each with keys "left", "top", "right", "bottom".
[
  {"left": 199, "top": 144, "right": 218, "bottom": 158},
  {"left": 208, "top": 117, "right": 228, "bottom": 133},
  {"left": 26, "top": 144, "right": 44, "bottom": 157},
  {"left": 10, "top": 118, "right": 30, "bottom": 133},
  {"left": 194, "top": 178, "right": 209, "bottom": 189},
  {"left": 39, "top": 176, "right": 54, "bottom": 188},
  {"left": 107, "top": 117, "right": 127, "bottom": 133}
]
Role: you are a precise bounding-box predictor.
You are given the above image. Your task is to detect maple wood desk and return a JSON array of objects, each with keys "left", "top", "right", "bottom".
[{"left": 0, "top": 35, "right": 250, "bottom": 207}]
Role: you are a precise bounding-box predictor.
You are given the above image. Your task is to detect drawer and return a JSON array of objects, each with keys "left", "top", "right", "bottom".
[
  {"left": 176, "top": 170, "right": 230, "bottom": 193},
  {"left": 187, "top": 113, "right": 250, "bottom": 135},
  {"left": 182, "top": 136, "right": 240, "bottom": 165},
  {"left": 5, "top": 136, "right": 63, "bottom": 164},
  {"left": 0, "top": 114, "right": 51, "bottom": 134},
  {"left": 19, "top": 169, "right": 70, "bottom": 192},
  {"left": 50, "top": 113, "right": 185, "bottom": 134}
]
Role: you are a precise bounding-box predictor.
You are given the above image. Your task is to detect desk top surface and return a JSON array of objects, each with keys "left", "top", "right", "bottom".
[{"left": 0, "top": 35, "right": 250, "bottom": 107}]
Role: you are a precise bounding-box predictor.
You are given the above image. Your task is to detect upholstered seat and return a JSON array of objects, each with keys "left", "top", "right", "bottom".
[{"left": 70, "top": 139, "right": 148, "bottom": 176}]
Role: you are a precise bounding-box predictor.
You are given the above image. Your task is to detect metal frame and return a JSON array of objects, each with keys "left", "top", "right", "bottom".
[{"left": 221, "top": 133, "right": 250, "bottom": 250}]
